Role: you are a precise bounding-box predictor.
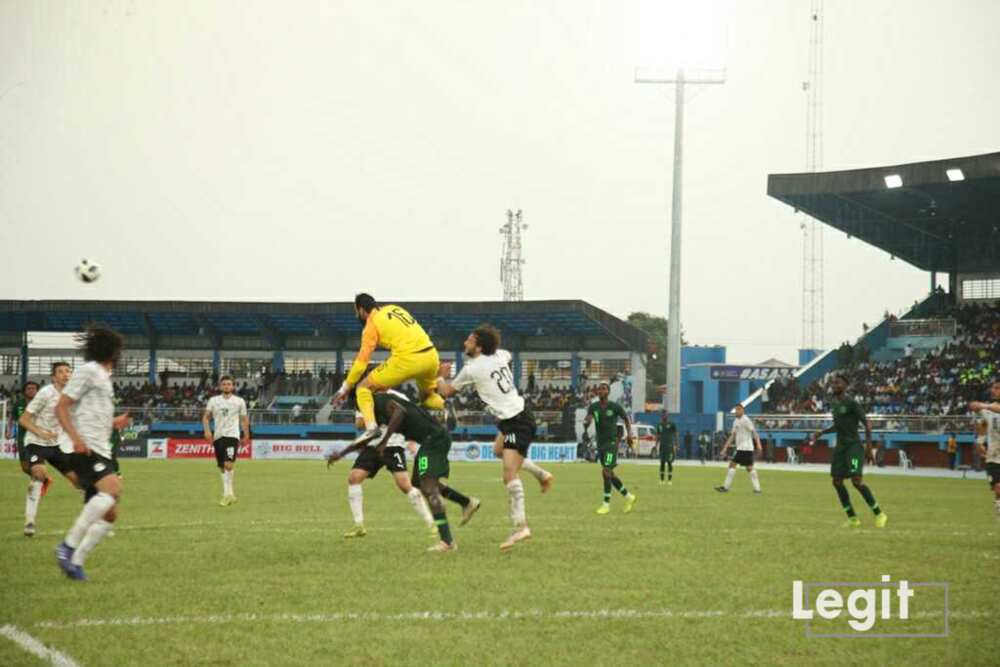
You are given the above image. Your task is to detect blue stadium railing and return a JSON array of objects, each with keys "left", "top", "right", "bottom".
[{"left": 129, "top": 407, "right": 558, "bottom": 440}]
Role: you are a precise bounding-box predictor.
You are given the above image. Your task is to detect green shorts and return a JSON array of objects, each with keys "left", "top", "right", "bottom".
[
  {"left": 598, "top": 448, "right": 618, "bottom": 470},
  {"left": 412, "top": 436, "right": 452, "bottom": 482},
  {"left": 659, "top": 447, "right": 675, "bottom": 463},
  {"left": 831, "top": 443, "right": 865, "bottom": 478}
]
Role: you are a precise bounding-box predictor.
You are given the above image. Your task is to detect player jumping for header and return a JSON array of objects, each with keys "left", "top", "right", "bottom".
[
  {"left": 436, "top": 324, "right": 554, "bottom": 550},
  {"left": 333, "top": 294, "right": 446, "bottom": 442}
]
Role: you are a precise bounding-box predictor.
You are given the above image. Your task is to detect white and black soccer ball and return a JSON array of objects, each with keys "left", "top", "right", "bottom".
[{"left": 75, "top": 258, "right": 102, "bottom": 283}]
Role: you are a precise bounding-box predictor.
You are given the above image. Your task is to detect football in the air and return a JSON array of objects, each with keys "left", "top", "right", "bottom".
[{"left": 75, "top": 258, "right": 102, "bottom": 283}]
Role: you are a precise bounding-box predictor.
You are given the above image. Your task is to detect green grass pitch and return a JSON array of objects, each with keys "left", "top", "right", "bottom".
[{"left": 1, "top": 459, "right": 996, "bottom": 665}]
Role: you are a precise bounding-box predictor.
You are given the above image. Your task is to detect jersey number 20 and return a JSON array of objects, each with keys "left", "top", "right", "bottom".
[{"left": 490, "top": 367, "right": 515, "bottom": 394}]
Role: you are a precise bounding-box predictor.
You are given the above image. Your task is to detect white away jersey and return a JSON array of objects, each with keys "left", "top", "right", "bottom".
[
  {"left": 450, "top": 349, "right": 524, "bottom": 420},
  {"left": 732, "top": 414, "right": 757, "bottom": 451},
  {"left": 58, "top": 361, "right": 114, "bottom": 458},
  {"left": 206, "top": 394, "right": 248, "bottom": 439},
  {"left": 25, "top": 384, "right": 62, "bottom": 447},
  {"left": 980, "top": 409, "right": 1000, "bottom": 464}
]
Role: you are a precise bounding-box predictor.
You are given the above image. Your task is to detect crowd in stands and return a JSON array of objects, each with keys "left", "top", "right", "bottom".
[
  {"left": 764, "top": 302, "right": 999, "bottom": 415},
  {"left": 116, "top": 379, "right": 260, "bottom": 410},
  {"left": 1, "top": 363, "right": 635, "bottom": 427},
  {"left": 260, "top": 368, "right": 340, "bottom": 397},
  {"left": 0, "top": 373, "right": 261, "bottom": 416}
]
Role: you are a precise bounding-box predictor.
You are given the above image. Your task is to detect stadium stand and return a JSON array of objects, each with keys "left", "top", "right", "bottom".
[
  {"left": 736, "top": 151, "right": 1000, "bottom": 469},
  {"left": 0, "top": 299, "right": 647, "bottom": 443},
  {"left": 764, "top": 302, "right": 999, "bottom": 416}
]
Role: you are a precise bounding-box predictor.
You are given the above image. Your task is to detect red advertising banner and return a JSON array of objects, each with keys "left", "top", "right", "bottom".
[{"left": 167, "top": 438, "right": 252, "bottom": 459}]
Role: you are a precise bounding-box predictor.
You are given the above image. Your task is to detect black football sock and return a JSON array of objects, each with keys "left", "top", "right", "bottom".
[
  {"left": 432, "top": 512, "right": 453, "bottom": 544},
  {"left": 602, "top": 477, "right": 611, "bottom": 503},
  {"left": 611, "top": 476, "right": 629, "bottom": 497},
  {"left": 667, "top": 460, "right": 673, "bottom": 481},
  {"left": 659, "top": 461, "right": 665, "bottom": 481},
  {"left": 441, "top": 486, "right": 470, "bottom": 508},
  {"left": 835, "top": 484, "right": 856, "bottom": 517},
  {"left": 856, "top": 484, "right": 882, "bottom": 515}
]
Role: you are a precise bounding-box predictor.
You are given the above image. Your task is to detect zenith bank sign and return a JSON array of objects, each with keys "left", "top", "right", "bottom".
[{"left": 167, "top": 439, "right": 252, "bottom": 459}]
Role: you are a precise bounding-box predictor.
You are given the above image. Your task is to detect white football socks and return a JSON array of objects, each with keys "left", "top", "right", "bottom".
[
  {"left": 506, "top": 479, "right": 526, "bottom": 527},
  {"left": 71, "top": 519, "right": 114, "bottom": 566},
  {"left": 723, "top": 468, "right": 736, "bottom": 490},
  {"left": 520, "top": 459, "right": 550, "bottom": 482},
  {"left": 65, "top": 492, "right": 116, "bottom": 549},
  {"left": 25, "top": 480, "right": 42, "bottom": 524},
  {"left": 220, "top": 470, "right": 234, "bottom": 497},
  {"left": 347, "top": 484, "right": 364, "bottom": 525},
  {"left": 407, "top": 487, "right": 434, "bottom": 528},
  {"left": 750, "top": 468, "right": 761, "bottom": 492}
]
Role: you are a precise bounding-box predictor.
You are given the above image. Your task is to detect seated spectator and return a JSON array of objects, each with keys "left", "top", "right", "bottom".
[{"left": 763, "top": 302, "right": 998, "bottom": 417}]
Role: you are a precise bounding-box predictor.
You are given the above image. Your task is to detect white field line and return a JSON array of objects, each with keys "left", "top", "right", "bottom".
[
  {"left": 32, "top": 608, "right": 991, "bottom": 630},
  {"left": 20, "top": 516, "right": 996, "bottom": 540},
  {"left": 0, "top": 624, "right": 82, "bottom": 667}
]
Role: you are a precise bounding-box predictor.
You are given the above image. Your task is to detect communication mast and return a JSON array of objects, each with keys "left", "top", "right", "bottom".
[
  {"left": 801, "top": 0, "right": 825, "bottom": 351},
  {"left": 500, "top": 209, "right": 526, "bottom": 301}
]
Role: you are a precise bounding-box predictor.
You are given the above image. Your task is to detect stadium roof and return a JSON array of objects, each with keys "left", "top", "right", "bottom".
[
  {"left": 0, "top": 299, "right": 647, "bottom": 353},
  {"left": 767, "top": 151, "right": 1000, "bottom": 273}
]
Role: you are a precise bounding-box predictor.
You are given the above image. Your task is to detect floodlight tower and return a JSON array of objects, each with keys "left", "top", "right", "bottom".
[
  {"left": 500, "top": 209, "right": 526, "bottom": 301},
  {"left": 635, "top": 68, "right": 726, "bottom": 414},
  {"left": 801, "top": 0, "right": 825, "bottom": 351}
]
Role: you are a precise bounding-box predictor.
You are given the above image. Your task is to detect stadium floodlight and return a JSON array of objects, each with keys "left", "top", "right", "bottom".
[
  {"left": 884, "top": 174, "right": 903, "bottom": 189},
  {"left": 634, "top": 67, "right": 727, "bottom": 85},
  {"left": 635, "top": 67, "right": 725, "bottom": 415},
  {"left": 946, "top": 168, "right": 965, "bottom": 182}
]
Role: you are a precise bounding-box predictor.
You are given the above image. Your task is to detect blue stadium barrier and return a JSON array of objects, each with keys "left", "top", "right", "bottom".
[{"left": 149, "top": 421, "right": 546, "bottom": 440}]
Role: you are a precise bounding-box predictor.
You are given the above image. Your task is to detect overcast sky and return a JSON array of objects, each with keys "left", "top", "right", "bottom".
[{"left": 2, "top": 0, "right": 998, "bottom": 364}]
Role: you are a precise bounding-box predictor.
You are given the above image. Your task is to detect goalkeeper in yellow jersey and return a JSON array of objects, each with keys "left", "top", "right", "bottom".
[{"left": 333, "top": 294, "right": 446, "bottom": 440}]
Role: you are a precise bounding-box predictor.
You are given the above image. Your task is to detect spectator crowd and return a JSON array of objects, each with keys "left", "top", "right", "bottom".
[{"left": 764, "top": 302, "right": 999, "bottom": 415}]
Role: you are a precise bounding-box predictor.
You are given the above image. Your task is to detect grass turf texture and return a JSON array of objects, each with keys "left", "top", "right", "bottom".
[{"left": 0, "top": 460, "right": 996, "bottom": 666}]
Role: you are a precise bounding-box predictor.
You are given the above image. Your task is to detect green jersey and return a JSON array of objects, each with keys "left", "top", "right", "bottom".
[
  {"left": 587, "top": 400, "right": 628, "bottom": 449},
  {"left": 656, "top": 421, "right": 677, "bottom": 448},
  {"left": 373, "top": 391, "right": 448, "bottom": 446},
  {"left": 13, "top": 398, "right": 28, "bottom": 447},
  {"left": 830, "top": 396, "right": 866, "bottom": 447}
]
